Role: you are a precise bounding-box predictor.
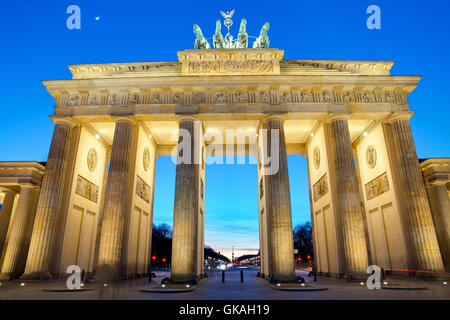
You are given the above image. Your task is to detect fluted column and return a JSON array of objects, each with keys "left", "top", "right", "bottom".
[
  {"left": 330, "top": 116, "right": 368, "bottom": 275},
  {"left": 0, "top": 191, "right": 16, "bottom": 255},
  {"left": 170, "top": 118, "right": 202, "bottom": 283},
  {"left": 22, "top": 119, "right": 75, "bottom": 279},
  {"left": 390, "top": 114, "right": 444, "bottom": 272},
  {"left": 264, "top": 116, "right": 296, "bottom": 282},
  {"left": 97, "top": 119, "right": 135, "bottom": 280},
  {"left": 425, "top": 182, "right": 450, "bottom": 271},
  {"left": 0, "top": 185, "right": 33, "bottom": 279}
]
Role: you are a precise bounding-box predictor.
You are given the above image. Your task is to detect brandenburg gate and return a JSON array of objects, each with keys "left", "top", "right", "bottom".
[{"left": 0, "top": 17, "right": 449, "bottom": 283}]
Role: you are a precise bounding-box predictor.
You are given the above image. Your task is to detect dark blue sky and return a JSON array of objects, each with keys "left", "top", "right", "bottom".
[{"left": 1, "top": 1, "right": 449, "bottom": 257}]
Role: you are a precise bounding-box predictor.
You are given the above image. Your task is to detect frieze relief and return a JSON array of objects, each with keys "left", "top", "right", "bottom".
[
  {"left": 188, "top": 60, "right": 273, "bottom": 74},
  {"left": 313, "top": 173, "right": 328, "bottom": 202},
  {"left": 128, "top": 92, "right": 142, "bottom": 104},
  {"left": 75, "top": 175, "right": 99, "bottom": 203},
  {"left": 59, "top": 88, "right": 405, "bottom": 107},
  {"left": 136, "top": 175, "right": 151, "bottom": 203},
  {"left": 108, "top": 93, "right": 124, "bottom": 105},
  {"left": 365, "top": 172, "right": 390, "bottom": 201}
]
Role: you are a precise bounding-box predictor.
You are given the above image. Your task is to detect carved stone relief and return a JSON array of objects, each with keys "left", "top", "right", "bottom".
[
  {"left": 313, "top": 146, "right": 320, "bottom": 169},
  {"left": 313, "top": 173, "right": 328, "bottom": 202},
  {"left": 214, "top": 91, "right": 227, "bottom": 104},
  {"left": 143, "top": 147, "right": 150, "bottom": 172},
  {"left": 67, "top": 95, "right": 81, "bottom": 106},
  {"left": 136, "top": 175, "right": 151, "bottom": 203},
  {"left": 366, "top": 145, "right": 377, "bottom": 169},
  {"left": 365, "top": 172, "right": 390, "bottom": 200},
  {"left": 75, "top": 175, "right": 99, "bottom": 203},
  {"left": 108, "top": 93, "right": 123, "bottom": 105},
  {"left": 128, "top": 92, "right": 141, "bottom": 104},
  {"left": 60, "top": 88, "right": 403, "bottom": 107},
  {"left": 87, "top": 148, "right": 98, "bottom": 172}
]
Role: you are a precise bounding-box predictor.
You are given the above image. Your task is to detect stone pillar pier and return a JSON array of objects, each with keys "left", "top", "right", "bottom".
[
  {"left": 0, "top": 185, "right": 34, "bottom": 280},
  {"left": 264, "top": 116, "right": 296, "bottom": 282},
  {"left": 330, "top": 116, "right": 369, "bottom": 275},
  {"left": 390, "top": 114, "right": 444, "bottom": 272},
  {"left": 170, "top": 117, "right": 203, "bottom": 283},
  {"left": 97, "top": 118, "right": 136, "bottom": 280},
  {"left": 22, "top": 119, "right": 76, "bottom": 279},
  {"left": 0, "top": 191, "right": 16, "bottom": 255}
]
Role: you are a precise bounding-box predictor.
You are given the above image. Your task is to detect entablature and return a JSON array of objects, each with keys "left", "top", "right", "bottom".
[{"left": 46, "top": 76, "right": 418, "bottom": 114}]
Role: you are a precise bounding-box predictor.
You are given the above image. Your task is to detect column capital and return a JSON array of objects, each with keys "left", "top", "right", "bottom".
[
  {"left": 176, "top": 115, "right": 200, "bottom": 124},
  {"left": 51, "top": 117, "right": 78, "bottom": 127},
  {"left": 18, "top": 183, "right": 35, "bottom": 190},
  {"left": 263, "top": 114, "right": 286, "bottom": 123},
  {"left": 387, "top": 111, "right": 414, "bottom": 124},
  {"left": 113, "top": 116, "right": 136, "bottom": 125},
  {"left": 327, "top": 113, "right": 350, "bottom": 123}
]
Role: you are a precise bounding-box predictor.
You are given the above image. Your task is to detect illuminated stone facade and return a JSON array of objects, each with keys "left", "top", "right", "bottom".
[{"left": 0, "top": 48, "right": 448, "bottom": 281}]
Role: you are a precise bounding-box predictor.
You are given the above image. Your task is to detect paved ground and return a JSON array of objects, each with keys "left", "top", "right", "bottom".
[{"left": 0, "top": 268, "right": 448, "bottom": 300}]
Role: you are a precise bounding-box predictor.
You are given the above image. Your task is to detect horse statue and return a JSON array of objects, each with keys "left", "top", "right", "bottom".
[
  {"left": 252, "top": 22, "right": 270, "bottom": 48},
  {"left": 213, "top": 20, "right": 226, "bottom": 48},
  {"left": 234, "top": 18, "right": 248, "bottom": 48},
  {"left": 193, "top": 24, "right": 211, "bottom": 49}
]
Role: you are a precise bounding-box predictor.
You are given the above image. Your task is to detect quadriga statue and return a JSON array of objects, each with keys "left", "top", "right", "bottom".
[
  {"left": 235, "top": 19, "right": 248, "bottom": 48},
  {"left": 213, "top": 20, "right": 226, "bottom": 49},
  {"left": 193, "top": 24, "right": 211, "bottom": 49},
  {"left": 252, "top": 22, "right": 270, "bottom": 48}
]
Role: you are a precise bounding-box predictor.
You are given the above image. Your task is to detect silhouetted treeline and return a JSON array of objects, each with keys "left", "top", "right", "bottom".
[
  {"left": 236, "top": 253, "right": 259, "bottom": 263},
  {"left": 293, "top": 222, "right": 313, "bottom": 260},
  {"left": 205, "top": 245, "right": 230, "bottom": 263},
  {"left": 151, "top": 223, "right": 172, "bottom": 264}
]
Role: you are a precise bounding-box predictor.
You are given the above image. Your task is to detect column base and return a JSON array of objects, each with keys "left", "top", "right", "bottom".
[
  {"left": 20, "top": 271, "right": 53, "bottom": 280},
  {"left": 0, "top": 273, "right": 19, "bottom": 281},
  {"left": 344, "top": 272, "right": 370, "bottom": 281},
  {"left": 169, "top": 273, "right": 199, "bottom": 285},
  {"left": 269, "top": 273, "right": 300, "bottom": 283}
]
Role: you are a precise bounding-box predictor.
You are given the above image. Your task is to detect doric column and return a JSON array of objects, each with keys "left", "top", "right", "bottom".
[
  {"left": 170, "top": 117, "right": 203, "bottom": 283},
  {"left": 0, "top": 185, "right": 33, "bottom": 279},
  {"left": 264, "top": 116, "right": 296, "bottom": 282},
  {"left": 330, "top": 116, "right": 369, "bottom": 275},
  {"left": 389, "top": 113, "right": 444, "bottom": 272},
  {"left": 0, "top": 191, "right": 16, "bottom": 255},
  {"left": 97, "top": 118, "right": 135, "bottom": 280},
  {"left": 22, "top": 119, "right": 76, "bottom": 279},
  {"left": 425, "top": 182, "right": 450, "bottom": 271}
]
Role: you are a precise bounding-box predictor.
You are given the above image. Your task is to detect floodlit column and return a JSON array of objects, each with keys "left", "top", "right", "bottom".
[
  {"left": 0, "top": 185, "right": 33, "bottom": 279},
  {"left": 425, "top": 182, "right": 450, "bottom": 271},
  {"left": 170, "top": 117, "right": 202, "bottom": 283},
  {"left": 390, "top": 114, "right": 445, "bottom": 272},
  {"left": 264, "top": 116, "right": 296, "bottom": 282},
  {"left": 22, "top": 119, "right": 76, "bottom": 279},
  {"left": 97, "top": 118, "right": 136, "bottom": 280},
  {"left": 0, "top": 191, "right": 16, "bottom": 254},
  {"left": 330, "top": 116, "right": 369, "bottom": 275}
]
